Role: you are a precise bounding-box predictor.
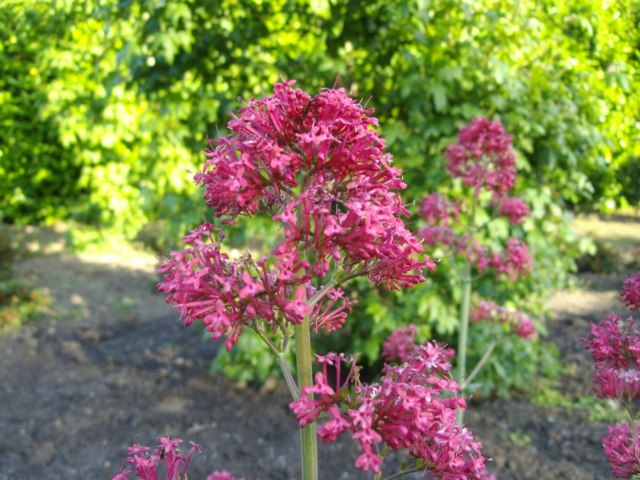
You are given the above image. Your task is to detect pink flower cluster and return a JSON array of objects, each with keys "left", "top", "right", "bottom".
[
  {"left": 582, "top": 314, "right": 640, "bottom": 402},
  {"left": 603, "top": 421, "right": 640, "bottom": 478},
  {"left": 444, "top": 117, "right": 516, "bottom": 194},
  {"left": 111, "top": 437, "right": 203, "bottom": 480},
  {"left": 289, "top": 344, "right": 490, "bottom": 478},
  {"left": 158, "top": 225, "right": 352, "bottom": 350},
  {"left": 471, "top": 238, "right": 533, "bottom": 280},
  {"left": 195, "top": 80, "right": 432, "bottom": 289},
  {"left": 622, "top": 272, "right": 640, "bottom": 311},
  {"left": 470, "top": 300, "right": 537, "bottom": 339},
  {"left": 159, "top": 81, "right": 434, "bottom": 350},
  {"left": 381, "top": 324, "right": 419, "bottom": 362},
  {"left": 419, "top": 226, "right": 533, "bottom": 281},
  {"left": 112, "top": 437, "right": 241, "bottom": 480}
]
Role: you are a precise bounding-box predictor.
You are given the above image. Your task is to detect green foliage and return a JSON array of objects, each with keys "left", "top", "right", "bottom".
[
  {"left": 466, "top": 322, "right": 561, "bottom": 399},
  {"left": 2, "top": 0, "right": 638, "bottom": 232}
]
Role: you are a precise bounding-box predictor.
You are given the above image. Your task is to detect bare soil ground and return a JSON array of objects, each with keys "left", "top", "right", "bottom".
[{"left": 1, "top": 217, "right": 638, "bottom": 480}]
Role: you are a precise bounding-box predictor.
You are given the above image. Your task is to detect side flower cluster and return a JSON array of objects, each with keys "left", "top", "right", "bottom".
[
  {"left": 470, "top": 300, "right": 537, "bottom": 339},
  {"left": 158, "top": 225, "right": 351, "bottom": 350},
  {"left": 158, "top": 81, "right": 434, "bottom": 350},
  {"left": 582, "top": 272, "right": 640, "bottom": 479},
  {"left": 289, "top": 343, "right": 490, "bottom": 478}
]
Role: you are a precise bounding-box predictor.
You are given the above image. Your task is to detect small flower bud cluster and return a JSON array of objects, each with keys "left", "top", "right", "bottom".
[
  {"left": 111, "top": 437, "right": 204, "bottom": 480},
  {"left": 470, "top": 300, "right": 537, "bottom": 339},
  {"left": 582, "top": 272, "right": 640, "bottom": 478},
  {"left": 159, "top": 81, "right": 434, "bottom": 350},
  {"left": 290, "top": 343, "right": 490, "bottom": 478}
]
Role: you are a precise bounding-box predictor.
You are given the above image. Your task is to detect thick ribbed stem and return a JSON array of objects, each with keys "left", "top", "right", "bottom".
[{"left": 295, "top": 316, "right": 318, "bottom": 480}]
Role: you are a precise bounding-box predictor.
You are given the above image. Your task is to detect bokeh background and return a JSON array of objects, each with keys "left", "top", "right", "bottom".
[{"left": 1, "top": 0, "right": 639, "bottom": 398}]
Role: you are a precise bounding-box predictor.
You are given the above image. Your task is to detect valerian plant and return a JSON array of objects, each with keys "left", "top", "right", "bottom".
[
  {"left": 415, "top": 118, "right": 537, "bottom": 423},
  {"left": 582, "top": 271, "right": 640, "bottom": 479},
  {"left": 112, "top": 81, "right": 494, "bottom": 479}
]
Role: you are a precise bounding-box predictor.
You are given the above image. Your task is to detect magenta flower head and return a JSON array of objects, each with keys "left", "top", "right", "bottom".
[
  {"left": 195, "top": 79, "right": 432, "bottom": 288},
  {"left": 582, "top": 314, "right": 640, "bottom": 401},
  {"left": 622, "top": 272, "right": 640, "bottom": 311},
  {"left": 603, "top": 421, "right": 640, "bottom": 478},
  {"left": 445, "top": 118, "right": 517, "bottom": 194},
  {"left": 290, "top": 343, "right": 490, "bottom": 478},
  {"left": 158, "top": 80, "right": 433, "bottom": 350},
  {"left": 112, "top": 437, "right": 202, "bottom": 480}
]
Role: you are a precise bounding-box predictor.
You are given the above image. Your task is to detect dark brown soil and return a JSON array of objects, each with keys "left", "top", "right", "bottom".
[{"left": 0, "top": 224, "right": 634, "bottom": 480}]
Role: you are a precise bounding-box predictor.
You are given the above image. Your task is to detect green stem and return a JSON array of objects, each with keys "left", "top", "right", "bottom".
[
  {"left": 278, "top": 353, "right": 299, "bottom": 400},
  {"left": 295, "top": 316, "right": 318, "bottom": 480},
  {"left": 456, "top": 266, "right": 472, "bottom": 426},
  {"left": 462, "top": 340, "right": 496, "bottom": 390},
  {"left": 456, "top": 190, "right": 479, "bottom": 425}
]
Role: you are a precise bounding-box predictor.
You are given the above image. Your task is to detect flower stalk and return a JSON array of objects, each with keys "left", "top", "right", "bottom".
[{"left": 295, "top": 316, "right": 318, "bottom": 480}]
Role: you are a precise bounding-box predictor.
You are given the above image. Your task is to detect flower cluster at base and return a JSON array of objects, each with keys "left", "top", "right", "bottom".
[
  {"left": 111, "top": 436, "right": 241, "bottom": 480},
  {"left": 289, "top": 343, "right": 492, "bottom": 478},
  {"left": 582, "top": 271, "right": 640, "bottom": 479},
  {"left": 158, "top": 80, "right": 433, "bottom": 351},
  {"left": 470, "top": 300, "right": 537, "bottom": 340}
]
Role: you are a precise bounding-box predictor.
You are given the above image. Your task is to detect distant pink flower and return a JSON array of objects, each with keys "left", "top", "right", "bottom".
[
  {"left": 290, "top": 343, "right": 490, "bottom": 478},
  {"left": 495, "top": 196, "right": 530, "bottom": 224},
  {"left": 489, "top": 238, "right": 533, "bottom": 280},
  {"left": 515, "top": 312, "right": 537, "bottom": 339},
  {"left": 469, "top": 300, "right": 500, "bottom": 323},
  {"left": 419, "top": 225, "right": 456, "bottom": 248},
  {"left": 470, "top": 300, "right": 537, "bottom": 339},
  {"left": 603, "top": 421, "right": 640, "bottom": 478},
  {"left": 420, "top": 193, "right": 461, "bottom": 226},
  {"left": 622, "top": 272, "right": 640, "bottom": 311},
  {"left": 445, "top": 118, "right": 517, "bottom": 194},
  {"left": 382, "top": 324, "right": 419, "bottom": 362},
  {"left": 206, "top": 471, "right": 241, "bottom": 480}
]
